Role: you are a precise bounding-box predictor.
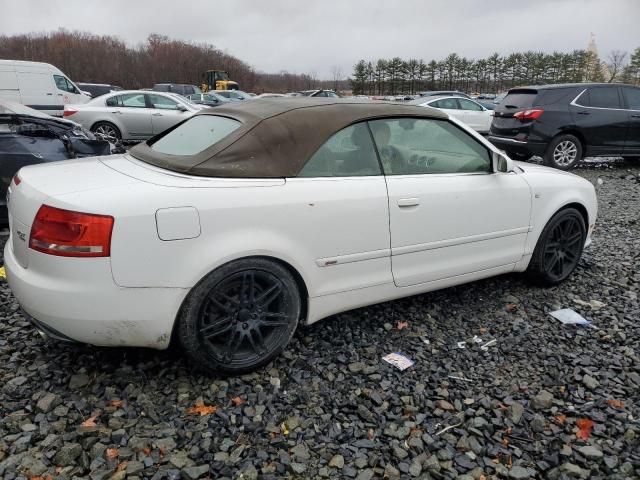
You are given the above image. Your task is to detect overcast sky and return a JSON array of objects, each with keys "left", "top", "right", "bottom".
[{"left": 2, "top": 0, "right": 639, "bottom": 78}]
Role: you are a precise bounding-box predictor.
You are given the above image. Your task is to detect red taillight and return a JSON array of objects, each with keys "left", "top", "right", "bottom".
[
  {"left": 29, "top": 205, "right": 114, "bottom": 257},
  {"left": 514, "top": 108, "right": 544, "bottom": 121},
  {"left": 12, "top": 173, "right": 21, "bottom": 186},
  {"left": 63, "top": 108, "right": 78, "bottom": 117}
]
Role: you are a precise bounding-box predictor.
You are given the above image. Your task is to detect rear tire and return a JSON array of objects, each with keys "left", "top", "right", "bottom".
[
  {"left": 543, "top": 134, "right": 582, "bottom": 170},
  {"left": 177, "top": 258, "right": 301, "bottom": 375},
  {"left": 527, "top": 208, "right": 586, "bottom": 286},
  {"left": 91, "top": 122, "right": 122, "bottom": 142}
]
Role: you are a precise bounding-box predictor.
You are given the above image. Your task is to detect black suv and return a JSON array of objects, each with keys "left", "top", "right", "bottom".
[{"left": 488, "top": 83, "right": 640, "bottom": 169}]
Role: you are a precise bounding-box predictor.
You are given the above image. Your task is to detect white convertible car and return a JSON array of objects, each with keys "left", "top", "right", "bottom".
[{"left": 5, "top": 99, "right": 597, "bottom": 374}]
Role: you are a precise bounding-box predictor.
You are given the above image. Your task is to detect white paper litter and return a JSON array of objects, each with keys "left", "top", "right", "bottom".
[
  {"left": 549, "top": 308, "right": 593, "bottom": 326},
  {"left": 382, "top": 352, "right": 414, "bottom": 371}
]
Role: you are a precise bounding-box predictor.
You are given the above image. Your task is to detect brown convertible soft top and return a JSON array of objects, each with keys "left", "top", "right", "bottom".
[{"left": 129, "top": 98, "right": 447, "bottom": 178}]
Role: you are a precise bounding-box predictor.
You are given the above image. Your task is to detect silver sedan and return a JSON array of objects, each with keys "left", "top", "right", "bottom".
[{"left": 63, "top": 90, "right": 202, "bottom": 142}]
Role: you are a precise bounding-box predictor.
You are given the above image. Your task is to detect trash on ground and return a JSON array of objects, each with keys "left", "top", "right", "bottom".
[
  {"left": 457, "top": 341, "right": 467, "bottom": 349},
  {"left": 396, "top": 321, "right": 409, "bottom": 330},
  {"left": 382, "top": 352, "right": 414, "bottom": 371},
  {"left": 549, "top": 308, "right": 594, "bottom": 327},
  {"left": 480, "top": 339, "right": 497, "bottom": 351},
  {"left": 472, "top": 335, "right": 483, "bottom": 343},
  {"left": 0, "top": 266, "right": 5, "bottom": 279},
  {"left": 421, "top": 337, "right": 430, "bottom": 345},
  {"left": 448, "top": 375, "right": 473, "bottom": 382}
]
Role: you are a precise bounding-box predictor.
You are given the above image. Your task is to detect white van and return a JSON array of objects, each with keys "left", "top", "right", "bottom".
[{"left": 0, "top": 60, "right": 90, "bottom": 116}]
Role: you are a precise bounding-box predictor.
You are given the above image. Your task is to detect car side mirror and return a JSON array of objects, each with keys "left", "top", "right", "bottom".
[
  {"left": 493, "top": 151, "right": 516, "bottom": 173},
  {"left": 176, "top": 104, "right": 188, "bottom": 112}
]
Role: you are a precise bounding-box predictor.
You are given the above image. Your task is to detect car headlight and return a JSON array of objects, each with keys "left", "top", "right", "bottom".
[{"left": 71, "top": 126, "right": 96, "bottom": 140}]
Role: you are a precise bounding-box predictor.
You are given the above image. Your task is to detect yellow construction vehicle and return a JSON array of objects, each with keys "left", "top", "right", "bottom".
[{"left": 201, "top": 70, "right": 239, "bottom": 92}]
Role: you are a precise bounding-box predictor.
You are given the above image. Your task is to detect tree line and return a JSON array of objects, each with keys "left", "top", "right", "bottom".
[
  {"left": 350, "top": 48, "right": 640, "bottom": 96},
  {"left": 0, "top": 30, "right": 321, "bottom": 93}
]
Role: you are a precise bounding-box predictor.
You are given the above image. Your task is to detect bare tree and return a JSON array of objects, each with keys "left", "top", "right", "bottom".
[
  {"left": 607, "top": 50, "right": 628, "bottom": 83},
  {"left": 330, "top": 65, "right": 343, "bottom": 91}
]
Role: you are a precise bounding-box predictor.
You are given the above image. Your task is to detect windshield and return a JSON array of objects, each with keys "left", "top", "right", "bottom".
[{"left": 149, "top": 115, "right": 241, "bottom": 156}]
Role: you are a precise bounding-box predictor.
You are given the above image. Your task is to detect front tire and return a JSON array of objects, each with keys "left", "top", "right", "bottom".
[
  {"left": 527, "top": 208, "right": 586, "bottom": 286},
  {"left": 543, "top": 134, "right": 582, "bottom": 170},
  {"left": 177, "top": 258, "right": 301, "bottom": 375}
]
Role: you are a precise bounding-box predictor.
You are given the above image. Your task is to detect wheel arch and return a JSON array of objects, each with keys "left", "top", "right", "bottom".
[
  {"left": 559, "top": 202, "right": 589, "bottom": 228},
  {"left": 169, "top": 254, "right": 310, "bottom": 346},
  {"left": 555, "top": 129, "right": 587, "bottom": 158},
  {"left": 90, "top": 119, "right": 122, "bottom": 135}
]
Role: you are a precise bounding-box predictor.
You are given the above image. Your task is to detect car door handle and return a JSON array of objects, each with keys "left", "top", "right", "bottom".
[
  {"left": 46, "top": 93, "right": 53, "bottom": 96},
  {"left": 110, "top": 111, "right": 121, "bottom": 114},
  {"left": 152, "top": 113, "right": 163, "bottom": 116},
  {"left": 397, "top": 198, "right": 420, "bottom": 207},
  {"left": 631, "top": 114, "right": 640, "bottom": 118},
  {"left": 577, "top": 111, "right": 590, "bottom": 115}
]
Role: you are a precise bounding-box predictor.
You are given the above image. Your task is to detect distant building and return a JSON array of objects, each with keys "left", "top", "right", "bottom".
[{"left": 587, "top": 32, "right": 611, "bottom": 81}]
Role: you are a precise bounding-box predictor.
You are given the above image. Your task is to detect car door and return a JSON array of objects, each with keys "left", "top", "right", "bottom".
[
  {"left": 457, "top": 98, "right": 492, "bottom": 133},
  {"left": 369, "top": 117, "right": 531, "bottom": 287},
  {"left": 147, "top": 94, "right": 191, "bottom": 134},
  {"left": 621, "top": 86, "right": 640, "bottom": 155},
  {"left": 286, "top": 122, "right": 392, "bottom": 297},
  {"left": 570, "top": 86, "right": 627, "bottom": 155},
  {"left": 53, "top": 74, "right": 87, "bottom": 106},
  {"left": 107, "top": 93, "right": 153, "bottom": 138}
]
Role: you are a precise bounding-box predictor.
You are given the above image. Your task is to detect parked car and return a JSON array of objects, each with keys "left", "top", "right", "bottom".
[
  {"left": 76, "top": 83, "right": 123, "bottom": 98},
  {"left": 63, "top": 90, "right": 202, "bottom": 142},
  {"left": 411, "top": 95, "right": 493, "bottom": 133},
  {"left": 187, "top": 93, "right": 229, "bottom": 107},
  {"left": 152, "top": 83, "right": 202, "bottom": 97},
  {"left": 0, "top": 60, "right": 90, "bottom": 116},
  {"left": 418, "top": 90, "right": 472, "bottom": 99},
  {"left": 489, "top": 83, "right": 640, "bottom": 169},
  {"left": 0, "top": 99, "right": 121, "bottom": 223},
  {"left": 298, "top": 89, "right": 340, "bottom": 98},
  {"left": 214, "top": 90, "right": 253, "bottom": 101},
  {"left": 6, "top": 99, "right": 597, "bottom": 374}
]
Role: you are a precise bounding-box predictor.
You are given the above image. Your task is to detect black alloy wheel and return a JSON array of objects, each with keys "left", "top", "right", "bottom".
[
  {"left": 527, "top": 208, "right": 586, "bottom": 286},
  {"left": 178, "top": 258, "right": 301, "bottom": 374}
]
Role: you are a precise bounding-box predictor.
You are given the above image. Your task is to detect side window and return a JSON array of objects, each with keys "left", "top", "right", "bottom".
[
  {"left": 584, "top": 87, "right": 621, "bottom": 109},
  {"left": 53, "top": 75, "right": 78, "bottom": 93},
  {"left": 105, "top": 95, "right": 120, "bottom": 107},
  {"left": 458, "top": 99, "right": 484, "bottom": 111},
  {"left": 118, "top": 93, "right": 147, "bottom": 108},
  {"left": 433, "top": 98, "right": 459, "bottom": 109},
  {"left": 147, "top": 94, "right": 179, "bottom": 110},
  {"left": 622, "top": 87, "right": 640, "bottom": 110},
  {"left": 298, "top": 123, "right": 381, "bottom": 177},
  {"left": 369, "top": 118, "right": 491, "bottom": 175}
]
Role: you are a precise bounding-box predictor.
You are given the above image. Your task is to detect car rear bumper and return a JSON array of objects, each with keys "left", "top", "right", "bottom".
[
  {"left": 4, "top": 241, "right": 188, "bottom": 349},
  {"left": 488, "top": 136, "right": 547, "bottom": 157}
]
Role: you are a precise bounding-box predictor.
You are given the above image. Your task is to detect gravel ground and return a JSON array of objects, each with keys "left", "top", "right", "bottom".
[{"left": 1, "top": 159, "right": 639, "bottom": 480}]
